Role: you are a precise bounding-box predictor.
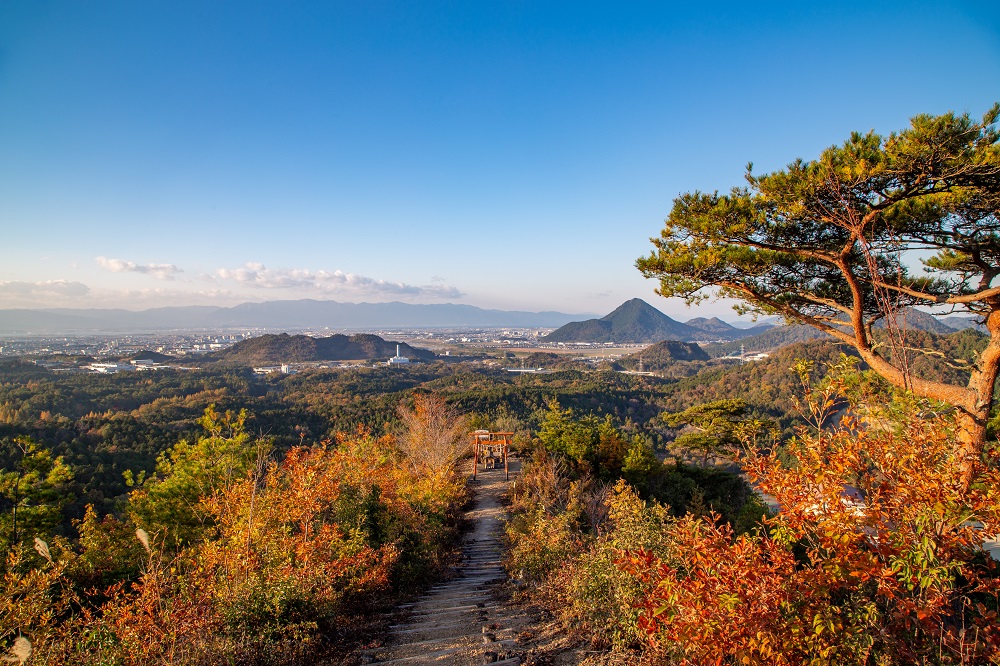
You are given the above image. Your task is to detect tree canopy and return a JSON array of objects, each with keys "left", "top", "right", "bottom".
[
  {"left": 637, "top": 105, "right": 1000, "bottom": 482},
  {"left": 0, "top": 437, "right": 73, "bottom": 548},
  {"left": 662, "top": 398, "right": 752, "bottom": 465}
]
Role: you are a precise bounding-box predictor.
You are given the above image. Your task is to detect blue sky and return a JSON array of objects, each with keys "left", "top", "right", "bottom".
[{"left": 1, "top": 1, "right": 997, "bottom": 318}]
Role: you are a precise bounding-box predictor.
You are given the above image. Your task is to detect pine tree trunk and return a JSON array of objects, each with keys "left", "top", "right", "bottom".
[{"left": 955, "top": 308, "right": 1000, "bottom": 491}]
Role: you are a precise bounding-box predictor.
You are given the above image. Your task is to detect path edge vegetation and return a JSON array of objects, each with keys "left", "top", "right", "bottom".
[{"left": 1, "top": 396, "right": 473, "bottom": 665}]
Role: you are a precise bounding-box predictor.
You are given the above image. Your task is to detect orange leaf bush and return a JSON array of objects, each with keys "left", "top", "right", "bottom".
[
  {"left": 625, "top": 359, "right": 1000, "bottom": 665},
  {"left": 2, "top": 414, "right": 469, "bottom": 665}
]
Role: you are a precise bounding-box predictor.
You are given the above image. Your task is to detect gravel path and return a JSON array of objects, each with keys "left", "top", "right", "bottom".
[{"left": 363, "top": 462, "right": 524, "bottom": 665}]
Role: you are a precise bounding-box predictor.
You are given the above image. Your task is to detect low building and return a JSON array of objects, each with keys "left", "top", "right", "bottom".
[
  {"left": 388, "top": 344, "right": 410, "bottom": 365},
  {"left": 254, "top": 364, "right": 295, "bottom": 375},
  {"left": 88, "top": 362, "right": 136, "bottom": 374}
]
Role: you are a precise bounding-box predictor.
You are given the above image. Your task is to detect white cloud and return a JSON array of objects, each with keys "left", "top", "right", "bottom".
[
  {"left": 0, "top": 280, "right": 91, "bottom": 307},
  {"left": 0, "top": 264, "right": 463, "bottom": 310},
  {"left": 214, "top": 263, "right": 463, "bottom": 300},
  {"left": 96, "top": 256, "right": 183, "bottom": 280}
]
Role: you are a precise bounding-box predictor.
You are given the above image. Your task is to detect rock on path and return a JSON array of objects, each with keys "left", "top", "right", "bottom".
[{"left": 364, "top": 463, "right": 524, "bottom": 665}]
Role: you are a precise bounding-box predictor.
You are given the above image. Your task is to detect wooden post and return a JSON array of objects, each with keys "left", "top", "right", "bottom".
[
  {"left": 504, "top": 436, "right": 509, "bottom": 480},
  {"left": 472, "top": 429, "right": 491, "bottom": 480},
  {"left": 472, "top": 434, "right": 479, "bottom": 480}
]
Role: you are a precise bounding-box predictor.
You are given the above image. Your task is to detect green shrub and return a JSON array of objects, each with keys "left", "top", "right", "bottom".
[{"left": 562, "top": 480, "right": 677, "bottom": 649}]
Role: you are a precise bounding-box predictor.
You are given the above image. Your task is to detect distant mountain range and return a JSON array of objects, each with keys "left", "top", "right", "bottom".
[
  {"left": 5, "top": 297, "right": 968, "bottom": 340},
  {"left": 872, "top": 308, "right": 958, "bottom": 335},
  {"left": 541, "top": 299, "right": 977, "bottom": 345},
  {"left": 704, "top": 309, "right": 978, "bottom": 358},
  {"left": 0, "top": 300, "right": 596, "bottom": 334},
  {"left": 209, "top": 333, "right": 435, "bottom": 365},
  {"left": 542, "top": 299, "right": 773, "bottom": 343},
  {"left": 940, "top": 315, "right": 986, "bottom": 332}
]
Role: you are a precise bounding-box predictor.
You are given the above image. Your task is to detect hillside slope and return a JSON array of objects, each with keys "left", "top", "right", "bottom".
[
  {"left": 209, "top": 333, "right": 435, "bottom": 365},
  {"left": 617, "top": 340, "right": 710, "bottom": 372},
  {"left": 685, "top": 316, "right": 773, "bottom": 338},
  {"left": 704, "top": 325, "right": 830, "bottom": 357}
]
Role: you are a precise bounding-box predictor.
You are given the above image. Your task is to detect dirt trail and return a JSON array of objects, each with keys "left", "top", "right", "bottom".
[{"left": 362, "top": 462, "right": 527, "bottom": 665}]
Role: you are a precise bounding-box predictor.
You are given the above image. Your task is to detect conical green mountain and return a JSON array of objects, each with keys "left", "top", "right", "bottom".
[{"left": 543, "top": 299, "right": 701, "bottom": 343}]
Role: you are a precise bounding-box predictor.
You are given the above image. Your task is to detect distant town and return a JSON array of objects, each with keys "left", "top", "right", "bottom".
[
  {"left": 0, "top": 326, "right": 631, "bottom": 361},
  {"left": 0, "top": 322, "right": 780, "bottom": 380}
]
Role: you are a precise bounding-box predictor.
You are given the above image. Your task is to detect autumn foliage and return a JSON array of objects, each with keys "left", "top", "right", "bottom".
[
  {"left": 1, "top": 403, "right": 469, "bottom": 664},
  {"left": 501, "top": 358, "right": 1000, "bottom": 664},
  {"left": 624, "top": 359, "right": 1000, "bottom": 664}
]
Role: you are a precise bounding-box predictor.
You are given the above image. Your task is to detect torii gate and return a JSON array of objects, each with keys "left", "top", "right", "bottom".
[{"left": 471, "top": 430, "right": 512, "bottom": 480}]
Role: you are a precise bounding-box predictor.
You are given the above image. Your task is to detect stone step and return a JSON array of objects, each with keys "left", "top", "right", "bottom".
[
  {"left": 389, "top": 611, "right": 487, "bottom": 630},
  {"left": 373, "top": 638, "right": 517, "bottom": 664},
  {"left": 399, "top": 600, "right": 493, "bottom": 614},
  {"left": 460, "top": 557, "right": 503, "bottom": 563},
  {"left": 399, "top": 595, "right": 493, "bottom": 610},
  {"left": 371, "top": 641, "right": 478, "bottom": 664},
  {"left": 459, "top": 566, "right": 503, "bottom": 573},
  {"left": 429, "top": 575, "right": 504, "bottom": 587},
  {"left": 410, "top": 593, "right": 490, "bottom": 601},
  {"left": 364, "top": 627, "right": 515, "bottom": 655},
  {"left": 392, "top": 620, "right": 484, "bottom": 636},
  {"left": 417, "top": 586, "right": 498, "bottom": 597},
  {"left": 450, "top": 572, "right": 503, "bottom": 580},
  {"left": 404, "top": 598, "right": 492, "bottom": 609},
  {"left": 427, "top": 581, "right": 501, "bottom": 590},
  {"left": 427, "top": 582, "right": 504, "bottom": 591}
]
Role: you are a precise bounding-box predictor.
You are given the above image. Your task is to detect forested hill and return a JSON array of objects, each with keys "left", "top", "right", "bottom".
[
  {"left": 704, "top": 325, "right": 830, "bottom": 357},
  {"left": 686, "top": 316, "right": 770, "bottom": 338},
  {"left": 208, "top": 333, "right": 435, "bottom": 365},
  {"left": 617, "top": 340, "right": 709, "bottom": 371}
]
